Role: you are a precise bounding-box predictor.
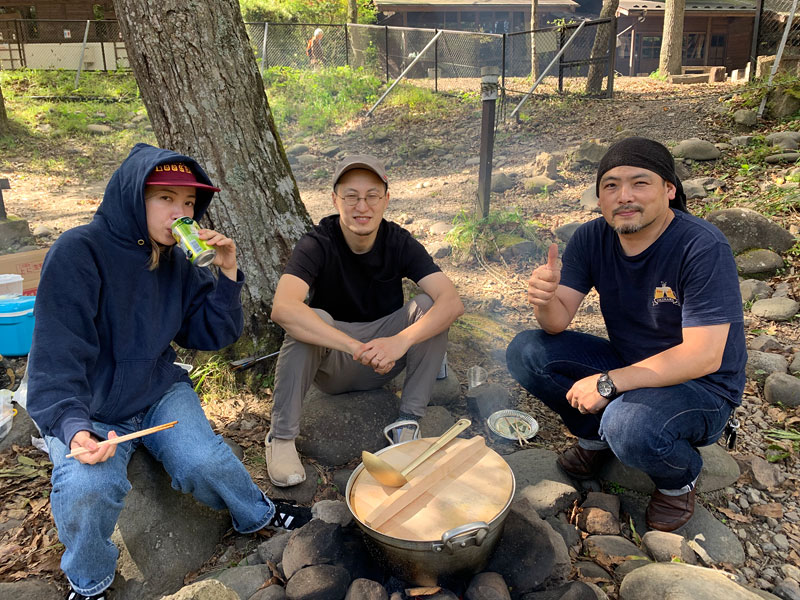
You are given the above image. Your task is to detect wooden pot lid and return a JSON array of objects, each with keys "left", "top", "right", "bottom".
[{"left": 350, "top": 436, "right": 514, "bottom": 542}]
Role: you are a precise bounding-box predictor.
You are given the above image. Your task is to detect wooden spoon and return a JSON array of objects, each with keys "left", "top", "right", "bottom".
[{"left": 361, "top": 418, "right": 471, "bottom": 487}]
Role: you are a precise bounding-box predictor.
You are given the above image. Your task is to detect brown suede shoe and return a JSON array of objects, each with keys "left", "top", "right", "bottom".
[
  {"left": 556, "top": 445, "right": 613, "bottom": 480},
  {"left": 646, "top": 488, "right": 696, "bottom": 532}
]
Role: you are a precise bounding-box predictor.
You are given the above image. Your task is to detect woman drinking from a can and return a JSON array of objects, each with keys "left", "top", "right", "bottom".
[{"left": 26, "top": 143, "right": 308, "bottom": 600}]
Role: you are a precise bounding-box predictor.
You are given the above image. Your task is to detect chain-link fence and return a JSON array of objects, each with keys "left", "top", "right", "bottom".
[
  {"left": 755, "top": 0, "right": 800, "bottom": 58},
  {"left": 0, "top": 19, "right": 126, "bottom": 71},
  {"left": 1, "top": 18, "right": 615, "bottom": 99}
]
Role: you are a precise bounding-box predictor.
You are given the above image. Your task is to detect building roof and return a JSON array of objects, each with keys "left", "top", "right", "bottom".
[
  {"left": 618, "top": 0, "right": 755, "bottom": 13},
  {"left": 376, "top": 0, "right": 579, "bottom": 8}
]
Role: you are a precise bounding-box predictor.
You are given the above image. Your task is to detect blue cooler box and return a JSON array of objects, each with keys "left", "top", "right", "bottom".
[{"left": 0, "top": 296, "right": 36, "bottom": 356}]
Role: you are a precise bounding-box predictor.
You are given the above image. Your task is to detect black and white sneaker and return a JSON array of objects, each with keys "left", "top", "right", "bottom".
[
  {"left": 66, "top": 589, "right": 107, "bottom": 600},
  {"left": 267, "top": 501, "right": 312, "bottom": 530}
]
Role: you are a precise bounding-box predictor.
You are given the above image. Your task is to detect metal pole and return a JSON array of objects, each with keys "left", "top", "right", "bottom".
[
  {"left": 101, "top": 22, "right": 108, "bottom": 72},
  {"left": 434, "top": 30, "right": 439, "bottom": 93},
  {"left": 558, "top": 27, "right": 565, "bottom": 93},
  {"left": 749, "top": 0, "right": 764, "bottom": 81},
  {"left": 367, "top": 30, "right": 443, "bottom": 117},
  {"left": 757, "top": 0, "right": 799, "bottom": 117},
  {"left": 501, "top": 33, "right": 506, "bottom": 93},
  {"left": 510, "top": 19, "right": 586, "bottom": 121},
  {"left": 385, "top": 25, "right": 390, "bottom": 82},
  {"left": 606, "top": 16, "right": 617, "bottom": 98},
  {"left": 261, "top": 22, "right": 269, "bottom": 74},
  {"left": 74, "top": 20, "right": 91, "bottom": 89},
  {"left": 345, "top": 23, "right": 349, "bottom": 67},
  {"left": 477, "top": 67, "right": 499, "bottom": 218}
]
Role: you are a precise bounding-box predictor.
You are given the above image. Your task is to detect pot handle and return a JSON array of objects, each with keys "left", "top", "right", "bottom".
[{"left": 433, "top": 521, "right": 489, "bottom": 554}]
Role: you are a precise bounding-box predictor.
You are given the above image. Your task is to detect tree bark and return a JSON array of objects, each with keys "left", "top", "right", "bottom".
[
  {"left": 530, "top": 0, "right": 539, "bottom": 79},
  {"left": 113, "top": 0, "right": 312, "bottom": 352},
  {"left": 347, "top": 0, "right": 358, "bottom": 24},
  {"left": 585, "top": 0, "right": 618, "bottom": 94},
  {"left": 659, "top": 0, "right": 685, "bottom": 76},
  {"left": 0, "top": 85, "right": 7, "bottom": 131}
]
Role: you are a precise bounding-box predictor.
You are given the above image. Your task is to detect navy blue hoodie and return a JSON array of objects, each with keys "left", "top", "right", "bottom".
[{"left": 27, "top": 144, "right": 244, "bottom": 446}]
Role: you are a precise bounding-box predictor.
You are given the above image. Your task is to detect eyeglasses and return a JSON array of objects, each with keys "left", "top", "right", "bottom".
[{"left": 335, "top": 192, "right": 385, "bottom": 207}]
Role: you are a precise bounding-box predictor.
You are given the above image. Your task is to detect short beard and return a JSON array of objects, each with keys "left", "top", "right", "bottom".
[{"left": 615, "top": 223, "right": 644, "bottom": 234}]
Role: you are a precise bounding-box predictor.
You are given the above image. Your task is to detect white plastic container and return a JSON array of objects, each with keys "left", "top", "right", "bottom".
[
  {"left": 0, "top": 274, "right": 23, "bottom": 297},
  {"left": 0, "top": 389, "right": 14, "bottom": 440}
]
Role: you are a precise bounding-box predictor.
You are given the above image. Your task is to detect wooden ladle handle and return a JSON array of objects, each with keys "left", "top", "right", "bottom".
[{"left": 400, "top": 418, "right": 471, "bottom": 477}]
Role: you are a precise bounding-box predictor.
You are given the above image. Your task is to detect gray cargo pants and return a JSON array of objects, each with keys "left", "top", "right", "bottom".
[{"left": 269, "top": 293, "right": 448, "bottom": 439}]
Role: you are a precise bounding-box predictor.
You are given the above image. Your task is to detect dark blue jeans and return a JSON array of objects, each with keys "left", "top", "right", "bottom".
[{"left": 506, "top": 330, "right": 732, "bottom": 490}]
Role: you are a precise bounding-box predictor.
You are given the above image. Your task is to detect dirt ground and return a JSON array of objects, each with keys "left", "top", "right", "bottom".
[{"left": 1, "top": 76, "right": 799, "bottom": 593}]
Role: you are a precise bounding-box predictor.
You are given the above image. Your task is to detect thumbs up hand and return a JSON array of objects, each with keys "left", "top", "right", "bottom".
[{"left": 527, "top": 243, "right": 561, "bottom": 306}]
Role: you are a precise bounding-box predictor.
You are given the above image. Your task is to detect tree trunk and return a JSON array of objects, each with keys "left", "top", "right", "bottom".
[
  {"left": 530, "top": 0, "right": 538, "bottom": 79},
  {"left": 585, "top": 0, "right": 618, "bottom": 94},
  {"left": 0, "top": 85, "right": 7, "bottom": 131},
  {"left": 347, "top": 0, "right": 358, "bottom": 24},
  {"left": 659, "top": 0, "right": 685, "bottom": 76},
  {"left": 113, "top": 0, "right": 312, "bottom": 353}
]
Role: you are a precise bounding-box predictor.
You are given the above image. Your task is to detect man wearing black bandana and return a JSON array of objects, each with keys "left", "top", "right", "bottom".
[{"left": 507, "top": 137, "right": 746, "bottom": 532}]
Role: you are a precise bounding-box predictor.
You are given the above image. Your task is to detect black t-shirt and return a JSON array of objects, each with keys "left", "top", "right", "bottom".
[{"left": 283, "top": 215, "right": 441, "bottom": 322}]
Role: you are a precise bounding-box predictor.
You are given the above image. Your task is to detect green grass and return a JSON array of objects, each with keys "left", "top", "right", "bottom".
[
  {"left": 445, "top": 207, "right": 548, "bottom": 260},
  {"left": 263, "top": 65, "right": 382, "bottom": 133}
]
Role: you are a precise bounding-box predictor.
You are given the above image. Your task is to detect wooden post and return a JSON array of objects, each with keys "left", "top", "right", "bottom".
[{"left": 477, "top": 67, "right": 499, "bottom": 218}]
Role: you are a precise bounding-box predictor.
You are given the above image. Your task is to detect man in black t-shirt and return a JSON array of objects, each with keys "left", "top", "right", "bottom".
[
  {"left": 266, "top": 155, "right": 464, "bottom": 487},
  {"left": 506, "top": 138, "right": 746, "bottom": 532}
]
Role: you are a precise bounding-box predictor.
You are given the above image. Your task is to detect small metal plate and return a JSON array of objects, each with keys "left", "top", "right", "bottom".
[{"left": 487, "top": 410, "right": 539, "bottom": 441}]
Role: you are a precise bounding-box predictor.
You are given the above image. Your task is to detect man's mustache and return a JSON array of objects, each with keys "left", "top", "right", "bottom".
[{"left": 612, "top": 205, "right": 644, "bottom": 216}]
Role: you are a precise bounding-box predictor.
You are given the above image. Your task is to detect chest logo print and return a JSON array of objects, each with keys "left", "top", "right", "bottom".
[{"left": 653, "top": 282, "right": 680, "bottom": 306}]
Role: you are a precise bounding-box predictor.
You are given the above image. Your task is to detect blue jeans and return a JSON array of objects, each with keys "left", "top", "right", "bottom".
[
  {"left": 46, "top": 382, "right": 274, "bottom": 597},
  {"left": 506, "top": 330, "right": 733, "bottom": 490}
]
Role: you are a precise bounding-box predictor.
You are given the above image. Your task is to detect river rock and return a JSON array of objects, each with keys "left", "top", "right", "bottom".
[
  {"left": 0, "top": 580, "right": 61, "bottom": 600},
  {"left": 749, "top": 334, "right": 784, "bottom": 352},
  {"left": 738, "top": 455, "right": 785, "bottom": 490},
  {"left": 731, "top": 135, "right": 753, "bottom": 147},
  {"left": 465, "top": 572, "right": 512, "bottom": 600},
  {"left": 619, "top": 562, "right": 768, "bottom": 599},
  {"left": 746, "top": 350, "right": 789, "bottom": 382},
  {"left": 162, "top": 580, "right": 239, "bottom": 600},
  {"left": 506, "top": 449, "right": 581, "bottom": 517},
  {"left": 532, "top": 152, "right": 562, "bottom": 179},
  {"left": 521, "top": 581, "right": 606, "bottom": 599},
  {"left": 751, "top": 297, "right": 799, "bottom": 320},
  {"left": 764, "top": 373, "right": 800, "bottom": 408},
  {"left": 87, "top": 123, "right": 113, "bottom": 134},
  {"left": 580, "top": 187, "right": 600, "bottom": 211},
  {"left": 210, "top": 565, "right": 271, "bottom": 600},
  {"left": 578, "top": 492, "right": 621, "bottom": 535},
  {"left": 311, "top": 499, "right": 352, "bottom": 527},
  {"left": 466, "top": 382, "right": 511, "bottom": 421},
  {"left": 258, "top": 530, "right": 291, "bottom": 564},
  {"left": 488, "top": 496, "right": 571, "bottom": 595},
  {"left": 706, "top": 208, "right": 795, "bottom": 254},
  {"left": 430, "top": 221, "right": 453, "bottom": 235},
  {"left": 791, "top": 352, "right": 800, "bottom": 375},
  {"left": 765, "top": 152, "right": 800, "bottom": 164},
  {"left": 683, "top": 179, "right": 708, "bottom": 199},
  {"left": 641, "top": 531, "right": 697, "bottom": 564},
  {"left": 575, "top": 140, "right": 609, "bottom": 165},
  {"left": 0, "top": 404, "right": 39, "bottom": 452},
  {"left": 286, "top": 144, "right": 309, "bottom": 156},
  {"left": 740, "top": 279, "right": 773, "bottom": 303},
  {"left": 524, "top": 176, "right": 556, "bottom": 194},
  {"left": 555, "top": 222, "right": 581, "bottom": 242},
  {"left": 345, "top": 578, "right": 388, "bottom": 600},
  {"left": 766, "top": 131, "right": 800, "bottom": 151},
  {"left": 492, "top": 173, "right": 516, "bottom": 193},
  {"left": 733, "top": 109, "right": 758, "bottom": 127},
  {"left": 673, "top": 139, "right": 721, "bottom": 160},
  {"left": 251, "top": 586, "right": 288, "bottom": 600},
  {"left": 285, "top": 564, "right": 350, "bottom": 600},
  {"left": 282, "top": 519, "right": 343, "bottom": 579},
  {"left": 297, "top": 387, "right": 399, "bottom": 466},
  {"left": 735, "top": 249, "right": 785, "bottom": 278},
  {"left": 428, "top": 241, "right": 452, "bottom": 259},
  {"left": 584, "top": 535, "right": 647, "bottom": 565}
]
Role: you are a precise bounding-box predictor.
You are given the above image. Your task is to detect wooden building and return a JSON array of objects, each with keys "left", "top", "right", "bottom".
[
  {"left": 374, "top": 0, "right": 579, "bottom": 33},
  {"left": 0, "top": 0, "right": 115, "bottom": 20},
  {"left": 616, "top": 0, "right": 755, "bottom": 76}
]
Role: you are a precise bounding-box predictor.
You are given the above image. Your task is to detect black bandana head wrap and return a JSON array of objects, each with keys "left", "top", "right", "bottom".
[{"left": 595, "top": 137, "right": 688, "bottom": 213}]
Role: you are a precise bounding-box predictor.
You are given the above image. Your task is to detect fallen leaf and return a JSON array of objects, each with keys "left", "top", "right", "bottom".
[{"left": 717, "top": 507, "right": 752, "bottom": 523}]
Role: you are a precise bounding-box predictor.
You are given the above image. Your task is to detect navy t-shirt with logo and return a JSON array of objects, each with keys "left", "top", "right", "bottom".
[
  {"left": 283, "top": 215, "right": 441, "bottom": 323},
  {"left": 560, "top": 210, "right": 746, "bottom": 406}
]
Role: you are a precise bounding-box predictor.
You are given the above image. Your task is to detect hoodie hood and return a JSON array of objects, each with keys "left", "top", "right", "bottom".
[{"left": 94, "top": 143, "right": 217, "bottom": 246}]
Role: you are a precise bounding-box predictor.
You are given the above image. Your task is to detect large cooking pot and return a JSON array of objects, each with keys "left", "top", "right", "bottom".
[{"left": 346, "top": 436, "right": 515, "bottom": 587}]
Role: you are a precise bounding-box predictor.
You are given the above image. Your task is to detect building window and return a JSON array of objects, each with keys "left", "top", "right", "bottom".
[
  {"left": 641, "top": 36, "right": 662, "bottom": 59},
  {"left": 709, "top": 34, "right": 726, "bottom": 64},
  {"left": 683, "top": 33, "right": 706, "bottom": 60}
]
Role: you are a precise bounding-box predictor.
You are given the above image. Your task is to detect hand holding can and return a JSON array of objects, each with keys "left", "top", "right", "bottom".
[{"left": 171, "top": 217, "right": 216, "bottom": 267}]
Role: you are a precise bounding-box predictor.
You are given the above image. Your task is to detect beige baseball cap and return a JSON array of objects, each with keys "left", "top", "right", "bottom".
[{"left": 332, "top": 155, "right": 388, "bottom": 190}]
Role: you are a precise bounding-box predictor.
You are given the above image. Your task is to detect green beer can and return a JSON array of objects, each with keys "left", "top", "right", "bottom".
[{"left": 171, "top": 217, "right": 216, "bottom": 267}]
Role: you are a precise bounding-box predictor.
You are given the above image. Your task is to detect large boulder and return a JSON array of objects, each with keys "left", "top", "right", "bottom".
[
  {"left": 506, "top": 449, "right": 580, "bottom": 517},
  {"left": 575, "top": 140, "right": 609, "bottom": 165},
  {"left": 111, "top": 448, "right": 232, "bottom": 600},
  {"left": 705, "top": 208, "right": 795, "bottom": 254},
  {"left": 672, "top": 139, "right": 721, "bottom": 161},
  {"left": 297, "top": 387, "right": 399, "bottom": 466},
  {"left": 619, "top": 562, "right": 768, "bottom": 599},
  {"left": 735, "top": 249, "right": 785, "bottom": 278},
  {"left": 751, "top": 297, "right": 800, "bottom": 321}
]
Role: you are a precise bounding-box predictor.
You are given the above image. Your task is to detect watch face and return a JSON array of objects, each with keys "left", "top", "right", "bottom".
[{"left": 598, "top": 379, "right": 614, "bottom": 397}]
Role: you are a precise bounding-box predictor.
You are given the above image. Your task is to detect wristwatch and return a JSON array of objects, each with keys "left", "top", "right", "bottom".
[{"left": 596, "top": 372, "right": 619, "bottom": 400}]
